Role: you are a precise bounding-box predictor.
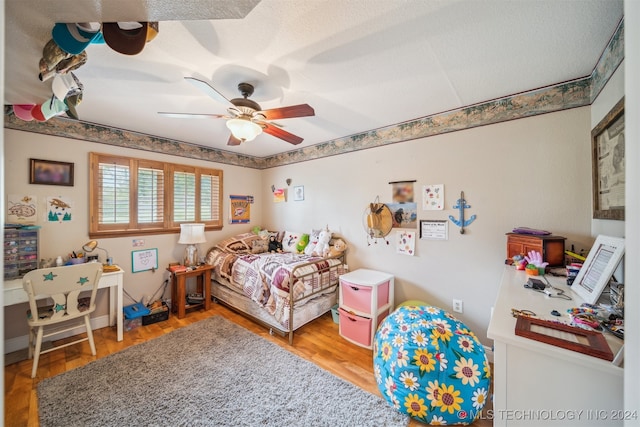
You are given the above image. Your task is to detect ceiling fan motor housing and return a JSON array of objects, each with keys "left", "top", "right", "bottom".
[
  {"left": 229, "top": 82, "right": 261, "bottom": 111},
  {"left": 230, "top": 97, "right": 261, "bottom": 112}
]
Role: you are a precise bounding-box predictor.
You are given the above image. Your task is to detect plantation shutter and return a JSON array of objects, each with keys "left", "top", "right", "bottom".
[
  {"left": 200, "top": 173, "right": 221, "bottom": 222},
  {"left": 98, "top": 160, "right": 130, "bottom": 225},
  {"left": 89, "top": 152, "right": 223, "bottom": 237},
  {"left": 173, "top": 170, "right": 196, "bottom": 222},
  {"left": 138, "top": 163, "right": 165, "bottom": 226}
]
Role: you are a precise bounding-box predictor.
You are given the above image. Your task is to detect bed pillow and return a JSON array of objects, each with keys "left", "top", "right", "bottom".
[
  {"left": 216, "top": 232, "right": 261, "bottom": 254},
  {"left": 281, "top": 230, "right": 302, "bottom": 253},
  {"left": 251, "top": 238, "right": 269, "bottom": 254}
]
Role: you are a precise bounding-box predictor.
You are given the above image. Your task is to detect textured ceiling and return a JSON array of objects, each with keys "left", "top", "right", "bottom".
[{"left": 4, "top": 0, "right": 624, "bottom": 158}]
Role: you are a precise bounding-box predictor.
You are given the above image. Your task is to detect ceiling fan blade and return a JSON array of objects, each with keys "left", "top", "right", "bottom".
[
  {"left": 158, "top": 112, "right": 227, "bottom": 119},
  {"left": 261, "top": 104, "right": 315, "bottom": 120},
  {"left": 227, "top": 134, "right": 242, "bottom": 146},
  {"left": 184, "top": 77, "right": 233, "bottom": 107},
  {"left": 262, "top": 123, "right": 304, "bottom": 145}
]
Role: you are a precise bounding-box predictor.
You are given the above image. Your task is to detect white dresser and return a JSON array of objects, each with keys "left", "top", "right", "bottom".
[{"left": 488, "top": 266, "right": 625, "bottom": 426}]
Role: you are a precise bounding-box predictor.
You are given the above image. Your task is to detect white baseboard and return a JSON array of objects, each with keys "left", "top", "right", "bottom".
[
  {"left": 484, "top": 345, "right": 494, "bottom": 363},
  {"left": 4, "top": 314, "right": 111, "bottom": 354}
]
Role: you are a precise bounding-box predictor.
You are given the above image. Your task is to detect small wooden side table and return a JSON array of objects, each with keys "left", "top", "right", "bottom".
[{"left": 168, "top": 264, "right": 213, "bottom": 319}]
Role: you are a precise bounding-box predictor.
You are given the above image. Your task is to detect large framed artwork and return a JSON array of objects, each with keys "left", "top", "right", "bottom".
[{"left": 591, "top": 97, "right": 624, "bottom": 220}]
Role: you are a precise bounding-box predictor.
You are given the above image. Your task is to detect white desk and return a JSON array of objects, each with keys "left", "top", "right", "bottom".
[
  {"left": 487, "top": 266, "right": 624, "bottom": 426},
  {"left": 4, "top": 267, "right": 124, "bottom": 342}
]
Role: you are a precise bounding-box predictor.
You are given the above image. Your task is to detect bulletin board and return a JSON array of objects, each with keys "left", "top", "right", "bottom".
[{"left": 131, "top": 248, "right": 158, "bottom": 273}]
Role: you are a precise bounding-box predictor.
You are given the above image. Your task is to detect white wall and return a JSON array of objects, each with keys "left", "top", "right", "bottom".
[
  {"left": 624, "top": 2, "right": 639, "bottom": 423},
  {"left": 3, "top": 130, "right": 263, "bottom": 340},
  {"left": 262, "top": 106, "right": 593, "bottom": 344}
]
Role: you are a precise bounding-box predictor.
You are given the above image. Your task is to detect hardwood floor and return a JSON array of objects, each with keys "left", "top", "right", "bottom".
[{"left": 4, "top": 303, "right": 492, "bottom": 427}]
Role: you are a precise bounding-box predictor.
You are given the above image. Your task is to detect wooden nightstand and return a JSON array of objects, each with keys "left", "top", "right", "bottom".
[{"left": 167, "top": 264, "right": 213, "bottom": 319}]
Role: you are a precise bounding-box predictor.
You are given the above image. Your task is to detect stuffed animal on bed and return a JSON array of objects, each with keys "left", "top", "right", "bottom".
[
  {"left": 313, "top": 229, "right": 332, "bottom": 257},
  {"left": 268, "top": 234, "right": 283, "bottom": 253},
  {"left": 304, "top": 229, "right": 322, "bottom": 255},
  {"left": 327, "top": 238, "right": 347, "bottom": 258},
  {"left": 296, "top": 234, "right": 310, "bottom": 253}
]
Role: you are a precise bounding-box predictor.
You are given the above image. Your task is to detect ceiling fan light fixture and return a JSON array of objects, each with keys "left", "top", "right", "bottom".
[{"left": 226, "top": 118, "right": 262, "bottom": 142}]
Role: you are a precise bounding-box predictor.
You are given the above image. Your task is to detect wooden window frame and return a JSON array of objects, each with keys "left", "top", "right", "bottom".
[{"left": 89, "top": 152, "right": 223, "bottom": 238}]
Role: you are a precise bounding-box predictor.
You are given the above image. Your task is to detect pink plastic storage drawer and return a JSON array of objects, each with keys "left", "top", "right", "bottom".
[
  {"left": 340, "top": 280, "right": 389, "bottom": 314},
  {"left": 338, "top": 308, "right": 372, "bottom": 347}
]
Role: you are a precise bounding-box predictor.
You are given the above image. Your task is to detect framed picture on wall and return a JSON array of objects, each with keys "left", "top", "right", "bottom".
[
  {"left": 29, "top": 158, "right": 74, "bottom": 186},
  {"left": 591, "top": 97, "right": 624, "bottom": 220},
  {"left": 131, "top": 248, "right": 158, "bottom": 273}
]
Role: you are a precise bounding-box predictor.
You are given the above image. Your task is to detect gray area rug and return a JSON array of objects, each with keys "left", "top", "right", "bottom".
[{"left": 38, "top": 315, "right": 408, "bottom": 426}]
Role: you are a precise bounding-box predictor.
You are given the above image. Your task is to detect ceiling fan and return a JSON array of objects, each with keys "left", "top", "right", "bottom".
[{"left": 159, "top": 77, "right": 315, "bottom": 146}]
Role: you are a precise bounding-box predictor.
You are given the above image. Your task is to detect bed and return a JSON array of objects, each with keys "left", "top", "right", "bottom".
[{"left": 204, "top": 232, "right": 348, "bottom": 344}]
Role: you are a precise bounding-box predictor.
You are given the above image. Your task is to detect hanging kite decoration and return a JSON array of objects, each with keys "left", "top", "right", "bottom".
[
  {"left": 11, "top": 21, "right": 159, "bottom": 123},
  {"left": 448, "top": 191, "right": 476, "bottom": 234}
]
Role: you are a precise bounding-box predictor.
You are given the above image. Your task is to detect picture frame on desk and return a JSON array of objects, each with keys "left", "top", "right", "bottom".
[
  {"left": 592, "top": 97, "right": 624, "bottom": 220},
  {"left": 515, "top": 315, "right": 614, "bottom": 361},
  {"left": 572, "top": 235, "right": 624, "bottom": 305}
]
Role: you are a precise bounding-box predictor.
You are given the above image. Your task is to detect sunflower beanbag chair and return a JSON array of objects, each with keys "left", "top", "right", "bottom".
[{"left": 373, "top": 305, "right": 491, "bottom": 425}]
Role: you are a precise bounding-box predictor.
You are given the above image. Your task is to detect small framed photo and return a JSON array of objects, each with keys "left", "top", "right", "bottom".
[
  {"left": 293, "top": 185, "right": 304, "bottom": 201},
  {"left": 572, "top": 235, "right": 624, "bottom": 305},
  {"left": 30, "top": 158, "right": 74, "bottom": 186},
  {"left": 420, "top": 219, "right": 448, "bottom": 240}
]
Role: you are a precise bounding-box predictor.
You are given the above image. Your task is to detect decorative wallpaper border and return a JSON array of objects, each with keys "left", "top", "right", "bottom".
[
  {"left": 591, "top": 19, "right": 624, "bottom": 102},
  {"left": 4, "top": 20, "right": 624, "bottom": 170},
  {"left": 3, "top": 115, "right": 261, "bottom": 169}
]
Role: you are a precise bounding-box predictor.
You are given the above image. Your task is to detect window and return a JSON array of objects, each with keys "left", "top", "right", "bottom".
[{"left": 89, "top": 153, "right": 223, "bottom": 237}]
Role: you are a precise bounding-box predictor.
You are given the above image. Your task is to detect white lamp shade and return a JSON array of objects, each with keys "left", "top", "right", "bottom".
[
  {"left": 178, "top": 223, "right": 206, "bottom": 244},
  {"left": 226, "top": 118, "right": 262, "bottom": 142}
]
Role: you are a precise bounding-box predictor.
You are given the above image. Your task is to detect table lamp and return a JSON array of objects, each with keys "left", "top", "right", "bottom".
[
  {"left": 178, "top": 223, "right": 206, "bottom": 267},
  {"left": 83, "top": 240, "right": 112, "bottom": 265}
]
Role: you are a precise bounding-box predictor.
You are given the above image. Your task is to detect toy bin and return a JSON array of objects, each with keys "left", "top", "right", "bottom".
[
  {"left": 124, "top": 317, "right": 142, "bottom": 331},
  {"left": 142, "top": 302, "right": 170, "bottom": 325},
  {"left": 330, "top": 304, "right": 340, "bottom": 324}
]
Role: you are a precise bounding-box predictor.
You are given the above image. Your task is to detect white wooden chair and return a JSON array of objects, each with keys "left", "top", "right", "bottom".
[{"left": 22, "top": 263, "right": 103, "bottom": 378}]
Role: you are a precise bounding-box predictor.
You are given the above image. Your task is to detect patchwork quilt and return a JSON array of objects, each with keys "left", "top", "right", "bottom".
[
  {"left": 205, "top": 233, "right": 347, "bottom": 329},
  {"left": 232, "top": 252, "right": 346, "bottom": 328}
]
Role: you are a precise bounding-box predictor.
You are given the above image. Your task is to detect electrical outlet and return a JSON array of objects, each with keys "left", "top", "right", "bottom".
[{"left": 453, "top": 299, "right": 463, "bottom": 313}]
